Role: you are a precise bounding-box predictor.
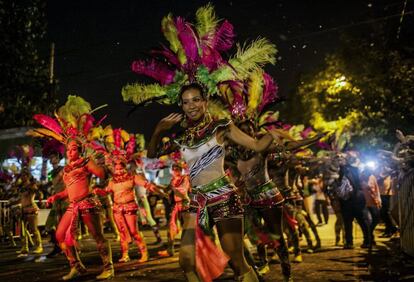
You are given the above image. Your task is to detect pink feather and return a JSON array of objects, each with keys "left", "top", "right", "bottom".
[
  {"left": 81, "top": 114, "right": 95, "bottom": 136},
  {"left": 131, "top": 59, "right": 175, "bottom": 85},
  {"left": 151, "top": 45, "right": 181, "bottom": 67},
  {"left": 201, "top": 45, "right": 224, "bottom": 71},
  {"left": 175, "top": 17, "right": 200, "bottom": 66},
  {"left": 316, "top": 141, "right": 332, "bottom": 150},
  {"left": 126, "top": 134, "right": 136, "bottom": 157},
  {"left": 300, "top": 127, "right": 313, "bottom": 139},
  {"left": 66, "top": 126, "right": 78, "bottom": 138},
  {"left": 96, "top": 115, "right": 107, "bottom": 126},
  {"left": 34, "top": 114, "right": 63, "bottom": 134},
  {"left": 89, "top": 141, "right": 106, "bottom": 153},
  {"left": 211, "top": 20, "right": 235, "bottom": 52},
  {"left": 258, "top": 73, "right": 279, "bottom": 112},
  {"left": 113, "top": 128, "right": 122, "bottom": 149}
]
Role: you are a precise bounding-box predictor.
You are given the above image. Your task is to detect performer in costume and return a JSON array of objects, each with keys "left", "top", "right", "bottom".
[
  {"left": 158, "top": 159, "right": 191, "bottom": 257},
  {"left": 121, "top": 5, "right": 296, "bottom": 281},
  {"left": 9, "top": 145, "right": 43, "bottom": 257},
  {"left": 15, "top": 168, "right": 43, "bottom": 256},
  {"left": 42, "top": 140, "right": 67, "bottom": 258},
  {"left": 92, "top": 128, "right": 164, "bottom": 263},
  {"left": 29, "top": 96, "right": 114, "bottom": 280}
]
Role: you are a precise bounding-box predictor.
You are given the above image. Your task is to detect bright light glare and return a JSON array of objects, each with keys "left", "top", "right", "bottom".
[{"left": 365, "top": 161, "right": 377, "bottom": 169}]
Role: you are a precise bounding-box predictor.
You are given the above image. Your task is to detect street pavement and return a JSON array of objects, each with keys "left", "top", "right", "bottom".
[{"left": 0, "top": 215, "right": 411, "bottom": 282}]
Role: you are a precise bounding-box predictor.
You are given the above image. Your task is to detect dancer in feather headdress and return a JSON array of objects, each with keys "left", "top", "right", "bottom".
[
  {"left": 121, "top": 4, "right": 291, "bottom": 282},
  {"left": 91, "top": 127, "right": 164, "bottom": 264},
  {"left": 28, "top": 96, "right": 114, "bottom": 280}
]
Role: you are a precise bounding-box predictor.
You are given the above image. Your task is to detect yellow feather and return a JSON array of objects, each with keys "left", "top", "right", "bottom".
[
  {"left": 122, "top": 83, "right": 167, "bottom": 105},
  {"left": 161, "top": 13, "right": 187, "bottom": 65},
  {"left": 103, "top": 125, "right": 113, "bottom": 137},
  {"left": 121, "top": 130, "right": 130, "bottom": 142},
  {"left": 195, "top": 3, "right": 219, "bottom": 39},
  {"left": 229, "top": 37, "right": 277, "bottom": 80},
  {"left": 28, "top": 128, "right": 64, "bottom": 143},
  {"left": 208, "top": 99, "right": 231, "bottom": 120},
  {"left": 246, "top": 69, "right": 264, "bottom": 115}
]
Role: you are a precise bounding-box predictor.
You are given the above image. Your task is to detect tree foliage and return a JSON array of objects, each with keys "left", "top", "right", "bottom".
[
  {"left": 298, "top": 37, "right": 414, "bottom": 149},
  {"left": 0, "top": 0, "right": 56, "bottom": 129}
]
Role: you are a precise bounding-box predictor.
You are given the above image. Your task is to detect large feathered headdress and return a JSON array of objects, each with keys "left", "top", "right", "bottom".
[
  {"left": 88, "top": 125, "right": 141, "bottom": 172},
  {"left": 27, "top": 95, "right": 107, "bottom": 148},
  {"left": 122, "top": 4, "right": 277, "bottom": 106}
]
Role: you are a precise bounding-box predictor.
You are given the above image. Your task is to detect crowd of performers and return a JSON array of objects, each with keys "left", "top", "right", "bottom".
[{"left": 0, "top": 4, "right": 408, "bottom": 282}]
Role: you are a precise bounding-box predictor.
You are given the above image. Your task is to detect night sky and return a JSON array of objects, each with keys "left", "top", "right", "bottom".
[{"left": 42, "top": 0, "right": 412, "bottom": 138}]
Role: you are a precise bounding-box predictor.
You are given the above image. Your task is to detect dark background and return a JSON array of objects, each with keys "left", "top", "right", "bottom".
[{"left": 41, "top": 0, "right": 412, "bottom": 138}]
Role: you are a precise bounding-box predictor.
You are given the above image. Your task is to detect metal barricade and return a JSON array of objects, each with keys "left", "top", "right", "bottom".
[
  {"left": 398, "top": 169, "right": 414, "bottom": 257},
  {"left": 0, "top": 200, "right": 50, "bottom": 239}
]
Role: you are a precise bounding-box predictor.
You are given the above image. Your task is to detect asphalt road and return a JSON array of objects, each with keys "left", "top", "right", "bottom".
[{"left": 0, "top": 215, "right": 411, "bottom": 282}]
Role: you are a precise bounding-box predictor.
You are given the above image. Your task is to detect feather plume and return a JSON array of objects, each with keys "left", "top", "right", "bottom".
[
  {"left": 80, "top": 114, "right": 95, "bottom": 136},
  {"left": 121, "top": 130, "right": 130, "bottom": 142},
  {"left": 176, "top": 17, "right": 200, "bottom": 66},
  {"left": 200, "top": 45, "right": 224, "bottom": 71},
  {"left": 229, "top": 38, "right": 277, "bottom": 80},
  {"left": 258, "top": 73, "right": 278, "bottom": 112},
  {"left": 150, "top": 46, "right": 180, "bottom": 67},
  {"left": 103, "top": 125, "right": 113, "bottom": 137},
  {"left": 88, "top": 126, "right": 104, "bottom": 141},
  {"left": 208, "top": 99, "right": 231, "bottom": 120},
  {"left": 135, "top": 134, "right": 146, "bottom": 151},
  {"left": 113, "top": 128, "right": 122, "bottom": 149},
  {"left": 28, "top": 128, "right": 65, "bottom": 143},
  {"left": 126, "top": 134, "right": 136, "bottom": 156},
  {"left": 58, "top": 96, "right": 91, "bottom": 128},
  {"left": 33, "top": 114, "right": 63, "bottom": 134},
  {"left": 209, "top": 65, "right": 236, "bottom": 83},
  {"left": 161, "top": 14, "right": 187, "bottom": 65},
  {"left": 211, "top": 20, "right": 235, "bottom": 51},
  {"left": 131, "top": 59, "right": 175, "bottom": 85},
  {"left": 258, "top": 111, "right": 279, "bottom": 127},
  {"left": 122, "top": 83, "right": 167, "bottom": 105},
  {"left": 195, "top": 3, "right": 218, "bottom": 39},
  {"left": 246, "top": 69, "right": 264, "bottom": 115}
]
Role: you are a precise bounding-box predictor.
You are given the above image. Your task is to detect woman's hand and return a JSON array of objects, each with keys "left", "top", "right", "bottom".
[
  {"left": 46, "top": 195, "right": 57, "bottom": 208},
  {"left": 155, "top": 113, "right": 183, "bottom": 132}
]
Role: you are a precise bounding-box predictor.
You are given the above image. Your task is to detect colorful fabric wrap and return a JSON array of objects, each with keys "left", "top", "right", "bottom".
[
  {"left": 65, "top": 195, "right": 101, "bottom": 247},
  {"left": 248, "top": 180, "right": 284, "bottom": 208},
  {"left": 113, "top": 201, "right": 138, "bottom": 215},
  {"left": 189, "top": 175, "right": 243, "bottom": 234}
]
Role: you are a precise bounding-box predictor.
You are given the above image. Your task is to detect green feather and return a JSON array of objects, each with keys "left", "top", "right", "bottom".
[
  {"left": 229, "top": 37, "right": 277, "bottom": 80},
  {"left": 195, "top": 3, "right": 219, "bottom": 39},
  {"left": 209, "top": 65, "right": 236, "bottom": 83},
  {"left": 58, "top": 95, "right": 91, "bottom": 128},
  {"left": 122, "top": 83, "right": 167, "bottom": 105},
  {"left": 161, "top": 13, "right": 187, "bottom": 65},
  {"left": 208, "top": 99, "right": 231, "bottom": 120}
]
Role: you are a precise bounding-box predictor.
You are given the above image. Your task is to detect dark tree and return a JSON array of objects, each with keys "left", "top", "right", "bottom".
[{"left": 0, "top": 0, "right": 56, "bottom": 129}]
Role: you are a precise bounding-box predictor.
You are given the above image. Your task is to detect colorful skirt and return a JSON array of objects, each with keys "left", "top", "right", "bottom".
[
  {"left": 189, "top": 175, "right": 244, "bottom": 233},
  {"left": 247, "top": 181, "right": 284, "bottom": 208}
]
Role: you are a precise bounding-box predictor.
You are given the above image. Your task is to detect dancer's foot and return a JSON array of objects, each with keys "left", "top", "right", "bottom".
[
  {"left": 96, "top": 267, "right": 114, "bottom": 280},
  {"left": 118, "top": 254, "right": 130, "bottom": 263},
  {"left": 293, "top": 254, "right": 303, "bottom": 263},
  {"left": 32, "top": 246, "right": 43, "bottom": 254},
  {"left": 62, "top": 265, "right": 86, "bottom": 281},
  {"left": 138, "top": 249, "right": 148, "bottom": 263}
]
